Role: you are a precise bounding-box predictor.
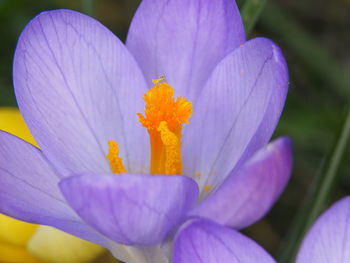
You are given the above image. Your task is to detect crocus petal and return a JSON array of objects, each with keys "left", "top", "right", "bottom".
[
  {"left": 126, "top": 0, "right": 245, "bottom": 98},
  {"left": 59, "top": 174, "right": 199, "bottom": 246},
  {"left": 173, "top": 219, "right": 276, "bottom": 263},
  {"left": 0, "top": 108, "right": 39, "bottom": 247},
  {"left": 0, "top": 131, "right": 107, "bottom": 247},
  {"left": 28, "top": 226, "right": 104, "bottom": 263},
  {"left": 182, "top": 37, "right": 288, "bottom": 189},
  {"left": 0, "top": 107, "right": 107, "bottom": 256},
  {"left": 296, "top": 197, "right": 350, "bottom": 263},
  {"left": 109, "top": 243, "right": 169, "bottom": 263},
  {"left": 14, "top": 9, "right": 149, "bottom": 176},
  {"left": 191, "top": 137, "right": 292, "bottom": 229}
]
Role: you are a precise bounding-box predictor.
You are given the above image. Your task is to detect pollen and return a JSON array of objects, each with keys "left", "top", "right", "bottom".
[
  {"left": 138, "top": 79, "right": 193, "bottom": 175},
  {"left": 203, "top": 185, "right": 212, "bottom": 191},
  {"left": 107, "top": 140, "right": 127, "bottom": 174},
  {"left": 152, "top": 76, "right": 166, "bottom": 85},
  {"left": 158, "top": 121, "right": 182, "bottom": 175},
  {"left": 138, "top": 82, "right": 192, "bottom": 132}
]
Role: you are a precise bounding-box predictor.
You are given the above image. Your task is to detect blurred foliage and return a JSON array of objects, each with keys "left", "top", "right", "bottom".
[{"left": 0, "top": 0, "right": 350, "bottom": 262}]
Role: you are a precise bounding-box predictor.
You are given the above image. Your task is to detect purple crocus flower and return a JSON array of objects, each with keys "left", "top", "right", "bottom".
[
  {"left": 175, "top": 197, "right": 350, "bottom": 263},
  {"left": 0, "top": 0, "right": 292, "bottom": 262}
]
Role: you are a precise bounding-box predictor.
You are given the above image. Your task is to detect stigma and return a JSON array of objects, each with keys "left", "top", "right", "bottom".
[{"left": 138, "top": 79, "right": 192, "bottom": 175}]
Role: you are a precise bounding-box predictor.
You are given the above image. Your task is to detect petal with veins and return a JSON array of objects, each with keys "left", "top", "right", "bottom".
[
  {"left": 14, "top": 9, "right": 148, "bottom": 176},
  {"left": 60, "top": 173, "right": 198, "bottom": 246}
]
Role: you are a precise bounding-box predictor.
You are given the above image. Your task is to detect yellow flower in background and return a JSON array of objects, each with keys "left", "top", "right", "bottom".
[{"left": 0, "top": 108, "right": 104, "bottom": 263}]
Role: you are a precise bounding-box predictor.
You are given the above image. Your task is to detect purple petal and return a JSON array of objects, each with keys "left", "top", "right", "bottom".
[
  {"left": 296, "top": 197, "right": 350, "bottom": 263},
  {"left": 190, "top": 137, "right": 292, "bottom": 229},
  {"left": 14, "top": 9, "right": 149, "bottom": 176},
  {"left": 126, "top": 0, "right": 245, "bottom": 98},
  {"left": 0, "top": 131, "right": 108, "bottom": 247},
  {"left": 59, "top": 173, "right": 199, "bottom": 246},
  {"left": 109, "top": 244, "right": 169, "bottom": 263},
  {"left": 182, "top": 37, "right": 289, "bottom": 189},
  {"left": 173, "top": 219, "right": 276, "bottom": 263}
]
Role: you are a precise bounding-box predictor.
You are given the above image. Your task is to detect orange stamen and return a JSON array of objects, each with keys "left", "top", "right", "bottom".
[{"left": 107, "top": 140, "right": 127, "bottom": 174}]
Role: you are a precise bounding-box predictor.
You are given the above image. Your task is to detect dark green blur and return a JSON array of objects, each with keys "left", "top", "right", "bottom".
[{"left": 0, "top": 0, "right": 350, "bottom": 262}]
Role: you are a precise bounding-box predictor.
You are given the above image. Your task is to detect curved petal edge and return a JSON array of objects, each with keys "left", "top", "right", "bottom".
[
  {"left": 191, "top": 137, "right": 293, "bottom": 229},
  {"left": 173, "top": 218, "right": 276, "bottom": 263},
  {"left": 60, "top": 173, "right": 199, "bottom": 246},
  {"left": 296, "top": 196, "right": 350, "bottom": 263}
]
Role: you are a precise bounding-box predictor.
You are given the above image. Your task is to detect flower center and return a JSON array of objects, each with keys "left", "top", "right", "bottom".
[
  {"left": 138, "top": 79, "right": 192, "bottom": 175},
  {"left": 106, "top": 78, "right": 192, "bottom": 175}
]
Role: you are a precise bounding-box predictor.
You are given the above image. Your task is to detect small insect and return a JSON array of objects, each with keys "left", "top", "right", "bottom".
[{"left": 152, "top": 75, "right": 166, "bottom": 85}]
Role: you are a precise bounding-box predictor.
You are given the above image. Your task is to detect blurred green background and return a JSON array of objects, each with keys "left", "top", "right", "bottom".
[{"left": 0, "top": 0, "right": 349, "bottom": 262}]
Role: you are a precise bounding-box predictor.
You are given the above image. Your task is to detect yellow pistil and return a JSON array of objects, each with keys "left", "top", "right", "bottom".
[
  {"left": 138, "top": 81, "right": 192, "bottom": 175},
  {"left": 107, "top": 140, "right": 127, "bottom": 174}
]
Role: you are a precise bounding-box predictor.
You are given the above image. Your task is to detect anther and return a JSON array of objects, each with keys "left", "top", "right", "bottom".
[{"left": 107, "top": 140, "right": 127, "bottom": 174}]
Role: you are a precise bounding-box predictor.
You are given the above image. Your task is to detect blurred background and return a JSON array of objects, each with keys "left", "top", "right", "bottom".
[{"left": 0, "top": 0, "right": 349, "bottom": 262}]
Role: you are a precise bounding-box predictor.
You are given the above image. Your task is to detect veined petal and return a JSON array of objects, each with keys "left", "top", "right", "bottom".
[
  {"left": 0, "top": 108, "right": 38, "bottom": 252},
  {"left": 191, "top": 137, "right": 292, "bottom": 229},
  {"left": 59, "top": 174, "right": 199, "bottom": 246},
  {"left": 0, "top": 107, "right": 107, "bottom": 257},
  {"left": 296, "top": 197, "right": 350, "bottom": 263},
  {"left": 182, "top": 37, "right": 288, "bottom": 189},
  {"left": 0, "top": 108, "right": 39, "bottom": 247},
  {"left": 173, "top": 219, "right": 276, "bottom": 263},
  {"left": 28, "top": 226, "right": 104, "bottom": 263},
  {"left": 0, "top": 131, "right": 108, "bottom": 247},
  {"left": 126, "top": 0, "right": 245, "bottom": 99},
  {"left": 14, "top": 9, "right": 149, "bottom": 176}
]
